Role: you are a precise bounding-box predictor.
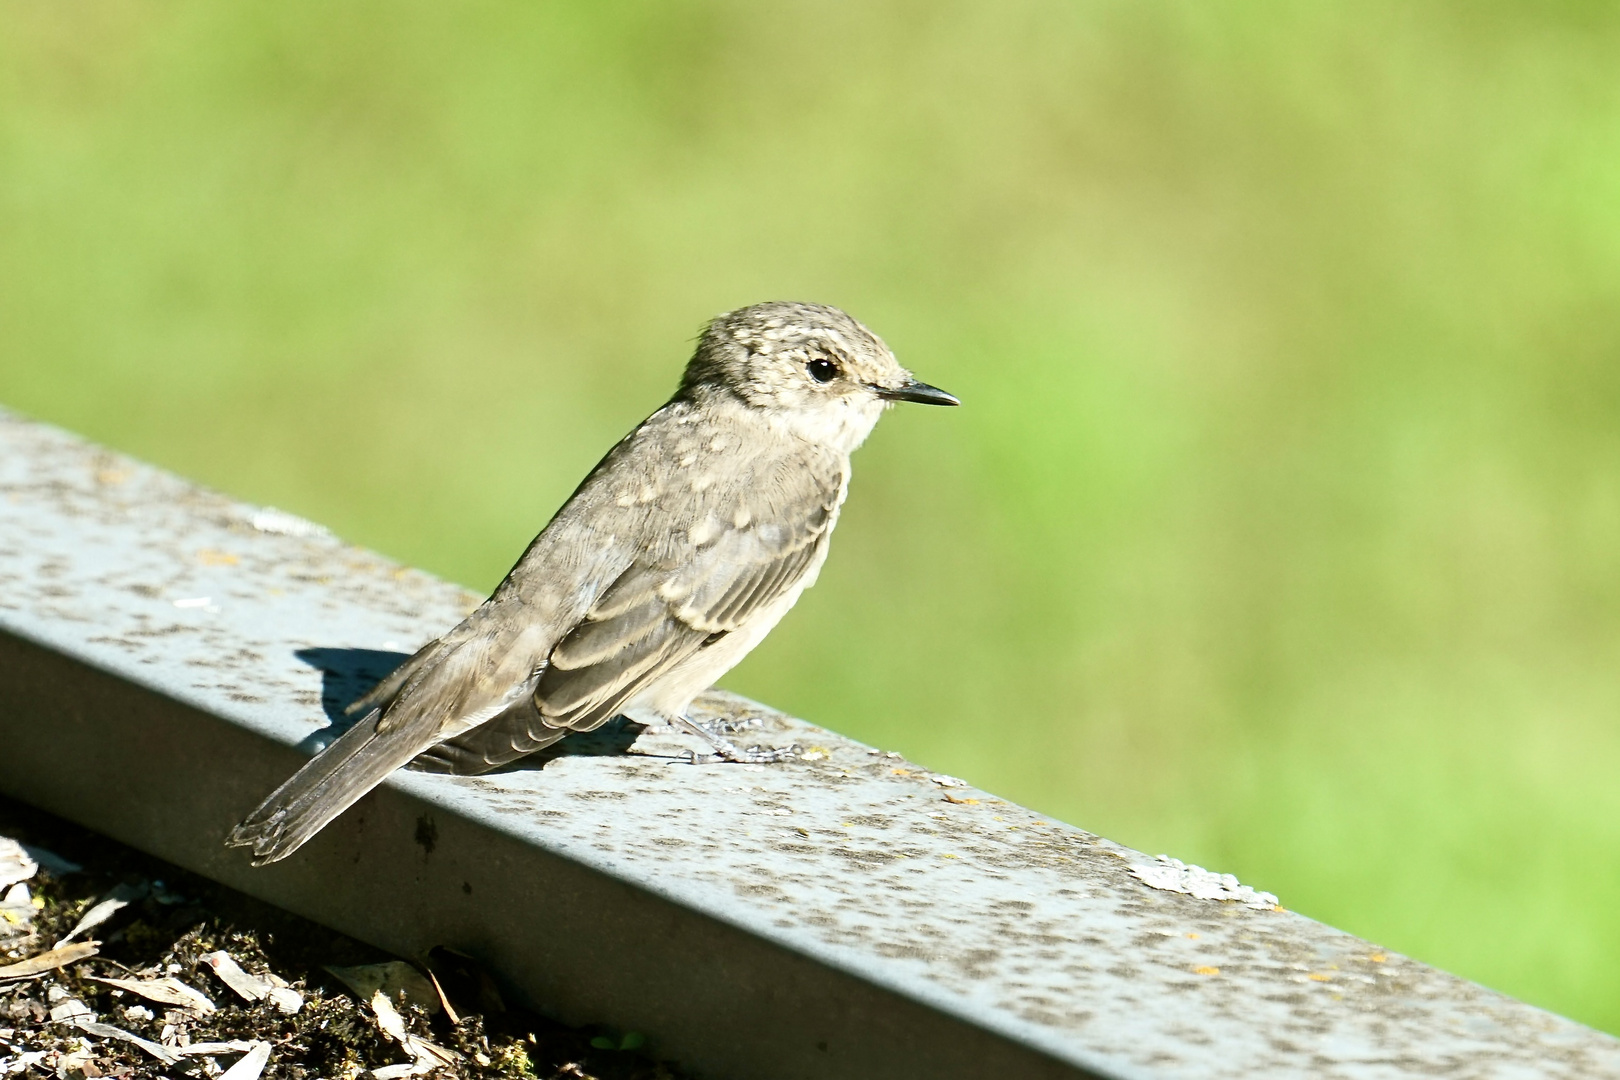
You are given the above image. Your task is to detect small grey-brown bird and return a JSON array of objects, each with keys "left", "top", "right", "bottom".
[{"left": 227, "top": 301, "right": 957, "bottom": 864}]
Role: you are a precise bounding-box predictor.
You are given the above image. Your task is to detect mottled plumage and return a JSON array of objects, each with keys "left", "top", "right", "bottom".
[{"left": 228, "top": 301, "right": 956, "bottom": 864}]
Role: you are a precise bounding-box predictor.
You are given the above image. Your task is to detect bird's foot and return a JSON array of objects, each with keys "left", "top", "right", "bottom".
[
  {"left": 673, "top": 716, "right": 799, "bottom": 765},
  {"left": 681, "top": 742, "right": 802, "bottom": 765}
]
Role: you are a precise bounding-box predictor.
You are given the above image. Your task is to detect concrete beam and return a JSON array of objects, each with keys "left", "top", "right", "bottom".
[{"left": 0, "top": 407, "right": 1615, "bottom": 1080}]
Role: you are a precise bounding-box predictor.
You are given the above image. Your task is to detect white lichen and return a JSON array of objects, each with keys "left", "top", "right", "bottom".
[
  {"left": 247, "top": 508, "right": 329, "bottom": 538},
  {"left": 1129, "top": 855, "right": 1279, "bottom": 910}
]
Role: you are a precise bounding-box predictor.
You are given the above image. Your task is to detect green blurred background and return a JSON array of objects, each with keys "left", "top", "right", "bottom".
[{"left": 4, "top": 0, "right": 1618, "bottom": 1032}]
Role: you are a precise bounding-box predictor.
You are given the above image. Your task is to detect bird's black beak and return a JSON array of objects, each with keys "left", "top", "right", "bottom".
[{"left": 874, "top": 379, "right": 960, "bottom": 406}]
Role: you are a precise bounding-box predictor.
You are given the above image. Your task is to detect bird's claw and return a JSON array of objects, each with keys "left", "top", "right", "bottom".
[
  {"left": 682, "top": 742, "right": 802, "bottom": 766},
  {"left": 672, "top": 713, "right": 798, "bottom": 765}
]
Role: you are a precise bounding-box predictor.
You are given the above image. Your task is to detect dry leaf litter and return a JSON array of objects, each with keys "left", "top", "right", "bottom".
[{"left": 0, "top": 796, "right": 684, "bottom": 1080}]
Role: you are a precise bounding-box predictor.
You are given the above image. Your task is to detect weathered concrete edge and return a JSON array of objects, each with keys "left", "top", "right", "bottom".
[
  {"left": 3, "top": 406, "right": 1619, "bottom": 1080},
  {"left": 0, "top": 622, "right": 1101, "bottom": 1080}
]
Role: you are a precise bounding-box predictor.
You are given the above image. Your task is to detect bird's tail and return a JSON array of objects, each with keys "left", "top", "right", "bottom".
[
  {"left": 226, "top": 707, "right": 426, "bottom": 865},
  {"left": 228, "top": 612, "right": 549, "bottom": 864}
]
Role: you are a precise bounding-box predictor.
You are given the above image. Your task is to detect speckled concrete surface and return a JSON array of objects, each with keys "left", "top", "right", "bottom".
[{"left": 1, "top": 407, "right": 1615, "bottom": 1080}]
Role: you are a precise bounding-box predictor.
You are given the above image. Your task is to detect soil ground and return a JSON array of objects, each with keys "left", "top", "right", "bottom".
[{"left": 0, "top": 795, "right": 692, "bottom": 1080}]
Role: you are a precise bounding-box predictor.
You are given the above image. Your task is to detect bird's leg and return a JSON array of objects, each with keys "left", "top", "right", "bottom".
[{"left": 671, "top": 715, "right": 800, "bottom": 765}]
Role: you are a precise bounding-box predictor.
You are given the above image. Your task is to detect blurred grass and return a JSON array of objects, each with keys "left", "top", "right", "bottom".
[{"left": 4, "top": 0, "right": 1619, "bottom": 1033}]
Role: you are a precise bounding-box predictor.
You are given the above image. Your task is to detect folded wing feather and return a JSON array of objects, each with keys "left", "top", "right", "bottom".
[{"left": 421, "top": 450, "right": 843, "bottom": 774}]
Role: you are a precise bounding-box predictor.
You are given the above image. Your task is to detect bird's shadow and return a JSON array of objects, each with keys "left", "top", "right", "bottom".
[
  {"left": 293, "top": 647, "right": 406, "bottom": 751},
  {"left": 292, "top": 647, "right": 646, "bottom": 768}
]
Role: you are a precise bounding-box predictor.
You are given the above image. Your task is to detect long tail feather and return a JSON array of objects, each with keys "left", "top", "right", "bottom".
[
  {"left": 226, "top": 709, "right": 427, "bottom": 865},
  {"left": 228, "top": 605, "right": 553, "bottom": 864}
]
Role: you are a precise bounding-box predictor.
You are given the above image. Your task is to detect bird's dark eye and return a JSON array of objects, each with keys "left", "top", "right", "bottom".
[{"left": 807, "top": 359, "right": 838, "bottom": 383}]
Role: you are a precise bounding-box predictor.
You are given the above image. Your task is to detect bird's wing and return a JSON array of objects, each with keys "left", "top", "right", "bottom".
[
  {"left": 536, "top": 445, "right": 843, "bottom": 731},
  {"left": 536, "top": 530, "right": 826, "bottom": 729},
  {"left": 422, "top": 441, "right": 846, "bottom": 776}
]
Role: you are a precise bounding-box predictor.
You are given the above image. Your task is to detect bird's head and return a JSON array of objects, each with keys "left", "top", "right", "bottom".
[{"left": 681, "top": 301, "right": 957, "bottom": 451}]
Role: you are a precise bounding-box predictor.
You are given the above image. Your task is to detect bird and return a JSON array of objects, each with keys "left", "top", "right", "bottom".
[{"left": 227, "top": 301, "right": 958, "bottom": 865}]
